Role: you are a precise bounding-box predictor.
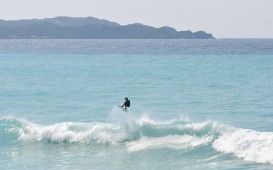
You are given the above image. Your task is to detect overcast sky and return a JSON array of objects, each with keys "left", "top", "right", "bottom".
[{"left": 1, "top": 0, "right": 272, "bottom": 38}]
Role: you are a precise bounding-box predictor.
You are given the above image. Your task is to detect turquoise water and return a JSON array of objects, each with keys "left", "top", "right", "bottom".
[{"left": 1, "top": 39, "right": 273, "bottom": 169}]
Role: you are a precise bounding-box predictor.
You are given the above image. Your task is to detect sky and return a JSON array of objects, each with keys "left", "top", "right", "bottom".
[{"left": 0, "top": 0, "right": 273, "bottom": 38}]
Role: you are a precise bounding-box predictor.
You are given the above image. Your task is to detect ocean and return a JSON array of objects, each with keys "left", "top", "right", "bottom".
[{"left": 0, "top": 39, "right": 273, "bottom": 169}]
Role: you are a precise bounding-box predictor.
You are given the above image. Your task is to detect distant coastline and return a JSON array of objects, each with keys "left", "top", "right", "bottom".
[{"left": 0, "top": 16, "right": 215, "bottom": 39}]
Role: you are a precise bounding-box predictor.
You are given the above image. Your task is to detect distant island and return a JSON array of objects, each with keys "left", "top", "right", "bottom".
[{"left": 0, "top": 17, "right": 215, "bottom": 39}]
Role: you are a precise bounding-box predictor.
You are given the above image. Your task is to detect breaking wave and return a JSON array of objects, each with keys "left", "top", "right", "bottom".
[{"left": 1, "top": 115, "right": 273, "bottom": 164}]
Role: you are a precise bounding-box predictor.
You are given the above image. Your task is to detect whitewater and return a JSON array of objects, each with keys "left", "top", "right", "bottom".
[{"left": 1, "top": 39, "right": 273, "bottom": 169}]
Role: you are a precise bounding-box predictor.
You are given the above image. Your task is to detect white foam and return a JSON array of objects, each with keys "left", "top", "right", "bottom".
[
  {"left": 185, "top": 121, "right": 210, "bottom": 130},
  {"left": 213, "top": 128, "right": 273, "bottom": 164},
  {"left": 19, "top": 121, "right": 139, "bottom": 144},
  {"left": 137, "top": 114, "right": 187, "bottom": 126},
  {"left": 127, "top": 135, "right": 213, "bottom": 152}
]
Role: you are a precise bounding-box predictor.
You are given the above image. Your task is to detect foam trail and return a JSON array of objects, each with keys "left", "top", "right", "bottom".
[
  {"left": 127, "top": 135, "right": 213, "bottom": 152},
  {"left": 126, "top": 115, "right": 215, "bottom": 151}
]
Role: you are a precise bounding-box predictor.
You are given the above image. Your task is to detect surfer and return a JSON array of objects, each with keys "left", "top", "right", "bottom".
[{"left": 119, "top": 97, "right": 130, "bottom": 112}]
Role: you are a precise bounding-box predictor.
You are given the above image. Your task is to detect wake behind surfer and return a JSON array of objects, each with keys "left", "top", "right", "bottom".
[{"left": 119, "top": 97, "right": 130, "bottom": 112}]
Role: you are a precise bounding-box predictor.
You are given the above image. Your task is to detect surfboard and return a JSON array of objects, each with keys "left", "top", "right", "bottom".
[{"left": 117, "top": 105, "right": 126, "bottom": 112}]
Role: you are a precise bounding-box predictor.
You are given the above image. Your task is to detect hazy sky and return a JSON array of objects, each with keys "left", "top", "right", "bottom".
[{"left": 1, "top": 0, "right": 273, "bottom": 38}]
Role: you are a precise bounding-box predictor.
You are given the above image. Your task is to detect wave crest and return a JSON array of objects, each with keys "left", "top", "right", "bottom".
[
  {"left": 213, "top": 128, "right": 273, "bottom": 164},
  {"left": 19, "top": 121, "right": 139, "bottom": 144}
]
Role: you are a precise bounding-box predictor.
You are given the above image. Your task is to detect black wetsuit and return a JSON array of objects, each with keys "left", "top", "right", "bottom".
[{"left": 122, "top": 100, "right": 130, "bottom": 108}]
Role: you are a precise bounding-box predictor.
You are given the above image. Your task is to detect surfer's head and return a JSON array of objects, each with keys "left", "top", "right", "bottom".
[{"left": 125, "top": 97, "right": 128, "bottom": 100}]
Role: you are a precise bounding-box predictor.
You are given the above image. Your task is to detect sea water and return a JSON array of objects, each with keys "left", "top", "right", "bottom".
[{"left": 0, "top": 39, "right": 273, "bottom": 169}]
